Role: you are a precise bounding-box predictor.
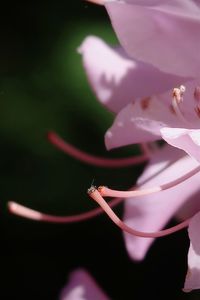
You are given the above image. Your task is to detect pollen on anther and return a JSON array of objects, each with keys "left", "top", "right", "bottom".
[
  {"left": 87, "top": 185, "right": 96, "bottom": 194},
  {"left": 180, "top": 85, "right": 186, "bottom": 93}
]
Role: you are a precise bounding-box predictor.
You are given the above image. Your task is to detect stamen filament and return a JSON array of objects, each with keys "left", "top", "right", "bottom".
[
  {"left": 88, "top": 188, "right": 190, "bottom": 238},
  {"left": 47, "top": 131, "right": 149, "bottom": 168},
  {"left": 8, "top": 197, "right": 122, "bottom": 223},
  {"left": 98, "top": 165, "right": 200, "bottom": 197}
]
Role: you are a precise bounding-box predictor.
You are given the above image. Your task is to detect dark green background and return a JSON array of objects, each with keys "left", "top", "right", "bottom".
[{"left": 0, "top": 1, "right": 198, "bottom": 299}]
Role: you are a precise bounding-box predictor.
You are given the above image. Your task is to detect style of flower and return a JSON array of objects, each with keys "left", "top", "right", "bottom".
[
  {"left": 59, "top": 269, "right": 109, "bottom": 300},
  {"left": 8, "top": 0, "right": 200, "bottom": 292}
]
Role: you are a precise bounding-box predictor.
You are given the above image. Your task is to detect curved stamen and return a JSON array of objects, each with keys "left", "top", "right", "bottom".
[
  {"left": 47, "top": 131, "right": 149, "bottom": 168},
  {"left": 88, "top": 187, "right": 190, "bottom": 238},
  {"left": 98, "top": 164, "right": 200, "bottom": 198},
  {"left": 8, "top": 196, "right": 122, "bottom": 223}
]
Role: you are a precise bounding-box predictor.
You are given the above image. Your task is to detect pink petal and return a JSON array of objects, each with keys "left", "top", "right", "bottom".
[
  {"left": 183, "top": 211, "right": 200, "bottom": 292},
  {"left": 123, "top": 145, "right": 200, "bottom": 261},
  {"left": 59, "top": 269, "right": 109, "bottom": 300},
  {"left": 161, "top": 128, "right": 200, "bottom": 163},
  {"left": 105, "top": 78, "right": 200, "bottom": 150},
  {"left": 176, "top": 193, "right": 200, "bottom": 222},
  {"left": 105, "top": 95, "right": 180, "bottom": 150},
  {"left": 105, "top": 1, "right": 200, "bottom": 77},
  {"left": 79, "top": 36, "right": 186, "bottom": 113}
]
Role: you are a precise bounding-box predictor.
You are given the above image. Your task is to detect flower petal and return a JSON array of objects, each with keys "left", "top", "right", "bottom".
[
  {"left": 183, "top": 211, "right": 200, "bottom": 292},
  {"left": 59, "top": 269, "right": 109, "bottom": 300},
  {"left": 79, "top": 36, "right": 186, "bottom": 113},
  {"left": 123, "top": 145, "right": 200, "bottom": 261},
  {"left": 105, "top": 95, "right": 180, "bottom": 150},
  {"left": 176, "top": 192, "right": 200, "bottom": 222},
  {"left": 105, "top": 0, "right": 200, "bottom": 77},
  {"left": 161, "top": 128, "right": 200, "bottom": 163}
]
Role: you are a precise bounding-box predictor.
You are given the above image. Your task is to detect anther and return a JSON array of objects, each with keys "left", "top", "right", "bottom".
[
  {"left": 97, "top": 186, "right": 105, "bottom": 193},
  {"left": 171, "top": 85, "right": 190, "bottom": 124},
  {"left": 87, "top": 185, "right": 97, "bottom": 194},
  {"left": 172, "top": 85, "right": 186, "bottom": 103}
]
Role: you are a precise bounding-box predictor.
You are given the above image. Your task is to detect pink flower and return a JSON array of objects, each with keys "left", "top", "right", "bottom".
[
  {"left": 85, "top": 86, "right": 200, "bottom": 292},
  {"left": 59, "top": 269, "right": 109, "bottom": 300},
  {"left": 81, "top": 0, "right": 200, "bottom": 292},
  {"left": 8, "top": 0, "right": 200, "bottom": 293}
]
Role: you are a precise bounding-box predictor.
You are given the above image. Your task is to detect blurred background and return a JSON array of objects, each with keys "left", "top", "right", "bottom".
[{"left": 0, "top": 1, "right": 198, "bottom": 299}]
